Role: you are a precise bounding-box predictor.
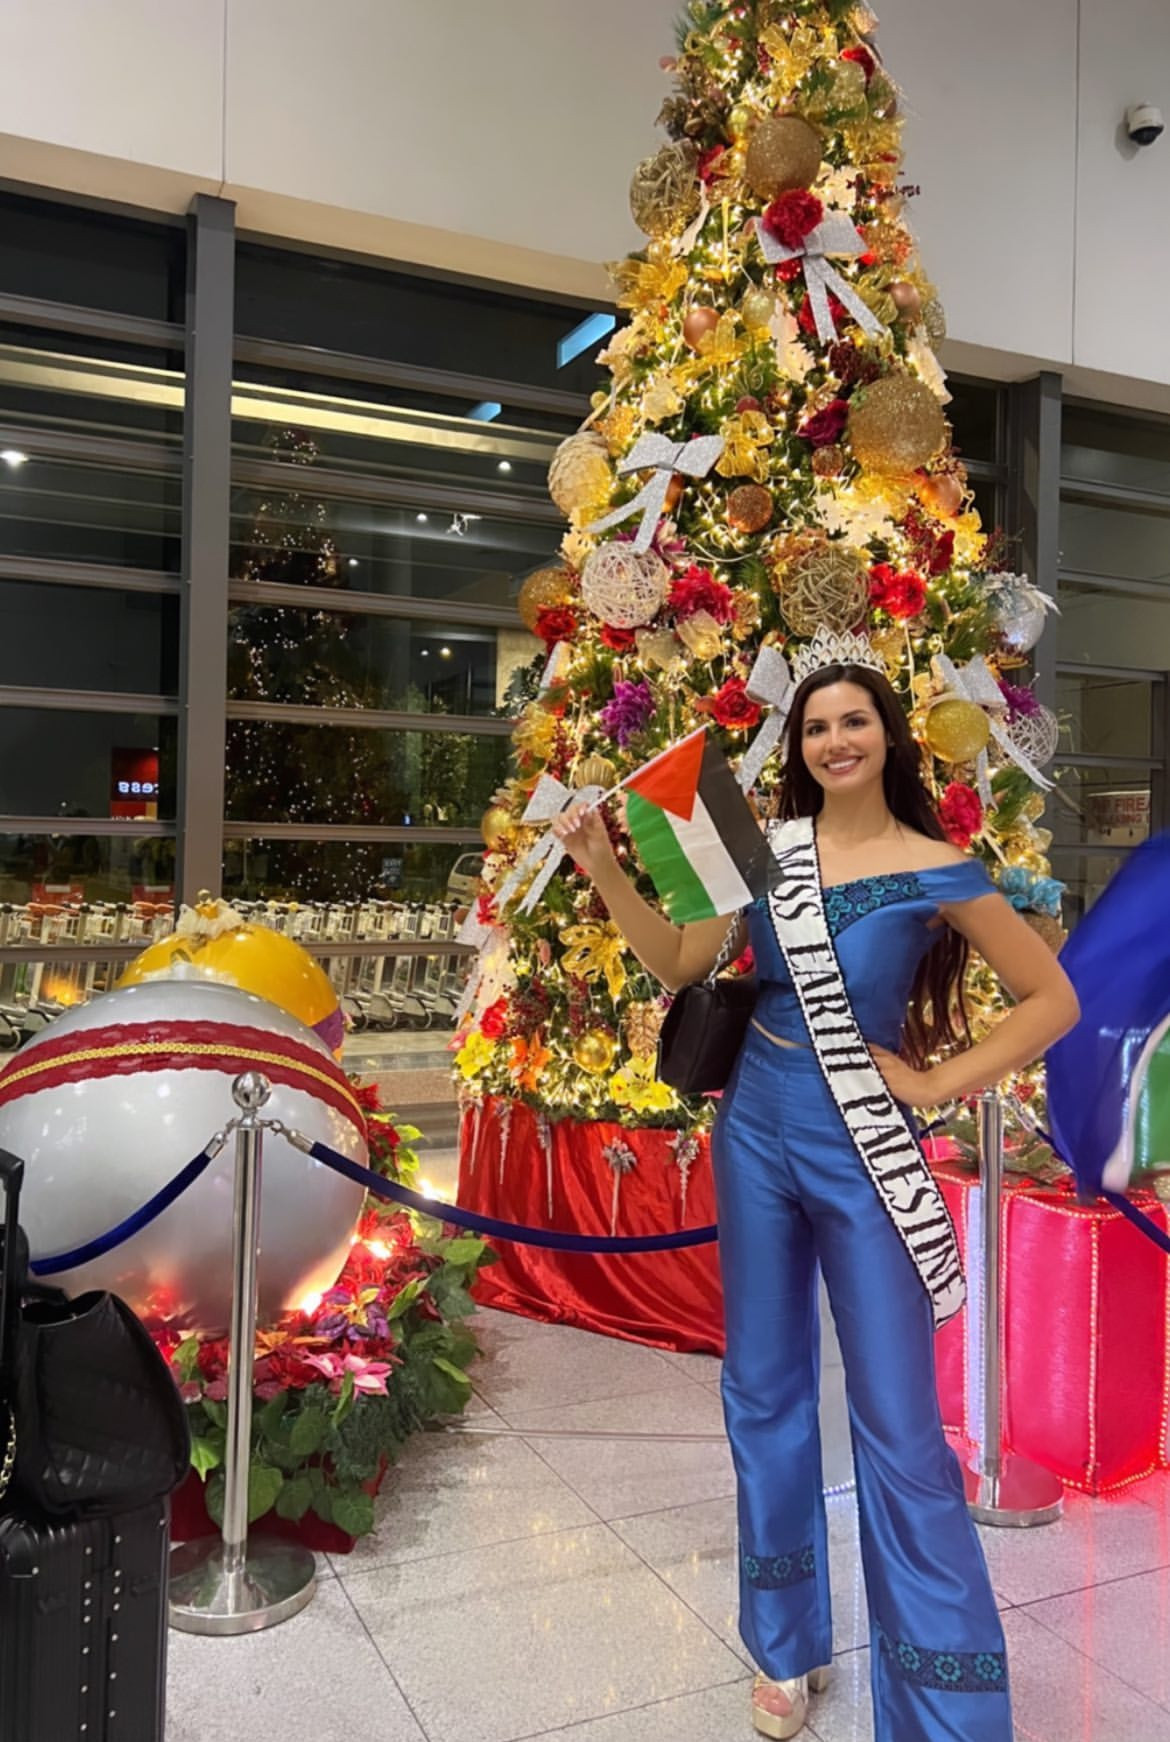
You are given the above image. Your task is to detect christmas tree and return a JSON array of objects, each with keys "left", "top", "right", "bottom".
[
  {"left": 226, "top": 430, "right": 413, "bottom": 902},
  {"left": 455, "top": 0, "right": 1064, "bottom": 1131}
]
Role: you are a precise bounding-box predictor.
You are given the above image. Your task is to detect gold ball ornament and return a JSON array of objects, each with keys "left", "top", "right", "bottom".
[
  {"left": 480, "top": 805, "right": 514, "bottom": 850},
  {"left": 573, "top": 755, "right": 619, "bottom": 791},
  {"left": 849, "top": 375, "right": 948, "bottom": 477},
  {"left": 728, "top": 484, "right": 775, "bottom": 535},
  {"left": 925, "top": 699, "right": 991, "bottom": 763},
  {"left": 745, "top": 116, "right": 823, "bottom": 199},
  {"left": 682, "top": 306, "right": 721, "bottom": 350},
  {"left": 774, "top": 541, "right": 870, "bottom": 637},
  {"left": 573, "top": 1028, "right": 619, "bottom": 1076},
  {"left": 918, "top": 472, "right": 965, "bottom": 520},
  {"left": 517, "top": 566, "right": 574, "bottom": 634},
  {"left": 740, "top": 284, "right": 777, "bottom": 331},
  {"left": 548, "top": 432, "right": 613, "bottom": 518},
  {"left": 889, "top": 280, "right": 924, "bottom": 320},
  {"left": 629, "top": 140, "right": 701, "bottom": 240},
  {"left": 582, "top": 542, "right": 670, "bottom": 630},
  {"left": 1023, "top": 912, "right": 1067, "bottom": 955}
]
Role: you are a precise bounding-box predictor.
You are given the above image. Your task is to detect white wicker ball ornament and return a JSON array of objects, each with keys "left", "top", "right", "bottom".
[
  {"left": 0, "top": 980, "right": 368, "bottom": 1333},
  {"left": 1007, "top": 705, "right": 1060, "bottom": 769},
  {"left": 581, "top": 542, "right": 670, "bottom": 630},
  {"left": 548, "top": 431, "right": 613, "bottom": 518}
]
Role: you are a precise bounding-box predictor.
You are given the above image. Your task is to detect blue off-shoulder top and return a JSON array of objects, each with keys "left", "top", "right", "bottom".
[{"left": 748, "top": 860, "right": 995, "bottom": 1052}]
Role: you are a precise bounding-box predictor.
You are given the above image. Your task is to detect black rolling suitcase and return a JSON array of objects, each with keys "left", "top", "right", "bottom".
[{"left": 0, "top": 1151, "right": 173, "bottom": 1741}]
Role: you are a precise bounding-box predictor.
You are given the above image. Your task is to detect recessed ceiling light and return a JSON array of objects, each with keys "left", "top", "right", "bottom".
[
  {"left": 497, "top": 460, "right": 513, "bottom": 474},
  {"left": 440, "top": 646, "right": 452, "bottom": 658},
  {"left": 420, "top": 649, "right": 430, "bottom": 658},
  {"left": 416, "top": 512, "right": 429, "bottom": 524},
  {"left": 1, "top": 449, "right": 28, "bottom": 468},
  {"left": 348, "top": 557, "right": 360, "bottom": 568}
]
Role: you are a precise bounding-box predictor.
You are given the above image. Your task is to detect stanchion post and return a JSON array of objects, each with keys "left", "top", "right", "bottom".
[
  {"left": 959, "top": 1089, "right": 1063, "bottom": 1528},
  {"left": 169, "top": 1073, "right": 318, "bottom": 1634}
]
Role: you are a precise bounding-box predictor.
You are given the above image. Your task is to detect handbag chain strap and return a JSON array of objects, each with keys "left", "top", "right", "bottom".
[
  {"left": 706, "top": 912, "right": 744, "bottom": 984},
  {"left": 0, "top": 1406, "right": 15, "bottom": 1503}
]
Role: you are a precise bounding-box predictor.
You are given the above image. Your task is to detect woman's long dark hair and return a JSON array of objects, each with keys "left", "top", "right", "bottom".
[{"left": 777, "top": 663, "right": 969, "bottom": 1068}]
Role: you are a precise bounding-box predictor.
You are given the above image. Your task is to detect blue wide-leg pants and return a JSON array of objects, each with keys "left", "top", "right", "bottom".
[{"left": 712, "top": 1030, "right": 1012, "bottom": 1741}]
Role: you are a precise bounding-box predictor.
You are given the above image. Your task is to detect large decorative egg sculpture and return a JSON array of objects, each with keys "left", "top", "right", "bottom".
[
  {"left": 0, "top": 981, "right": 367, "bottom": 1334},
  {"left": 118, "top": 901, "right": 345, "bottom": 1056}
]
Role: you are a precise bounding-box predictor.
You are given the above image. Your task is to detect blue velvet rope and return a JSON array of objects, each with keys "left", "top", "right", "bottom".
[
  {"left": 26, "top": 1113, "right": 962, "bottom": 1279},
  {"left": 30, "top": 1147, "right": 217, "bottom": 1278},
  {"left": 306, "top": 1140, "right": 720, "bottom": 1253}
]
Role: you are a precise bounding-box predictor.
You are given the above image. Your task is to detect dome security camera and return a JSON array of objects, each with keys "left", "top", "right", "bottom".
[{"left": 1126, "top": 104, "right": 1165, "bottom": 146}]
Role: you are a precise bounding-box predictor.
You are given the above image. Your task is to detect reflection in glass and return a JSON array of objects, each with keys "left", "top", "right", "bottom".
[
  {"left": 0, "top": 832, "right": 175, "bottom": 904},
  {"left": 1062, "top": 406, "right": 1170, "bottom": 498},
  {"left": 0, "top": 583, "right": 180, "bottom": 695},
  {"left": 1054, "top": 671, "right": 1154, "bottom": 760},
  {"left": 0, "top": 340, "right": 185, "bottom": 446},
  {"left": 1060, "top": 499, "right": 1170, "bottom": 586},
  {"left": 0, "top": 453, "right": 182, "bottom": 571},
  {"left": 0, "top": 711, "right": 177, "bottom": 820},
  {"left": 1057, "top": 575, "right": 1170, "bottom": 670},
  {"left": 222, "top": 838, "right": 483, "bottom": 906},
  {"left": 1052, "top": 764, "right": 1151, "bottom": 854},
  {"left": 1050, "top": 847, "right": 1133, "bottom": 927}
]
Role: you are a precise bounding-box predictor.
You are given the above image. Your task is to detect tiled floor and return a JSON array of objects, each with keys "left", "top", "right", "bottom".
[{"left": 165, "top": 1156, "right": 1170, "bottom": 1741}]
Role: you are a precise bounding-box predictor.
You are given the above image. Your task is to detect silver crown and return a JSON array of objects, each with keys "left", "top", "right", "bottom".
[{"left": 789, "top": 628, "right": 886, "bottom": 688}]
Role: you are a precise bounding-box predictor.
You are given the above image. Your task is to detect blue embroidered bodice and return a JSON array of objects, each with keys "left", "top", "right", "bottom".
[{"left": 749, "top": 860, "right": 995, "bottom": 1052}]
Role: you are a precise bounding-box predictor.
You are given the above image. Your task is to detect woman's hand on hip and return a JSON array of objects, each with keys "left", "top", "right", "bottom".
[
  {"left": 551, "top": 803, "right": 617, "bottom": 883},
  {"left": 868, "top": 1045, "right": 944, "bottom": 1108}
]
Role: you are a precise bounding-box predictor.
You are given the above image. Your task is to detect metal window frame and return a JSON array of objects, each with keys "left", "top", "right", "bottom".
[{"left": 1007, "top": 372, "right": 1063, "bottom": 713}]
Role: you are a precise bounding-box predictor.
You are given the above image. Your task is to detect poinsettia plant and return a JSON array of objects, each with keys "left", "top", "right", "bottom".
[{"left": 159, "top": 1082, "right": 493, "bottom": 1539}]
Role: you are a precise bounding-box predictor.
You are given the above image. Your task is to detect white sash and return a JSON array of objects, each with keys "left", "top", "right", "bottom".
[{"left": 766, "top": 817, "right": 965, "bottom": 1329}]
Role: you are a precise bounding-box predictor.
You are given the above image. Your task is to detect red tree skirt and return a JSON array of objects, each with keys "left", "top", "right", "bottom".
[{"left": 458, "top": 1097, "right": 723, "bottom": 1353}]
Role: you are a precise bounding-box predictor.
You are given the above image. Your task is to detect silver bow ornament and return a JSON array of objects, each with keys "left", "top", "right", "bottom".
[
  {"left": 738, "top": 645, "right": 796, "bottom": 791},
  {"left": 587, "top": 432, "right": 725, "bottom": 555},
  {"left": 754, "top": 212, "right": 886, "bottom": 346},
  {"left": 934, "top": 653, "right": 1054, "bottom": 797},
  {"left": 493, "top": 774, "right": 608, "bottom": 918}
]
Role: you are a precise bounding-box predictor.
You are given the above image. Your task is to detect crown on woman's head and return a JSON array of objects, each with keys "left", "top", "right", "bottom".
[{"left": 789, "top": 628, "right": 886, "bottom": 689}]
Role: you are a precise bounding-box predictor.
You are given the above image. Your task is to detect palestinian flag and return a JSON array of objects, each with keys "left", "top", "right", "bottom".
[{"left": 622, "top": 730, "right": 780, "bottom": 922}]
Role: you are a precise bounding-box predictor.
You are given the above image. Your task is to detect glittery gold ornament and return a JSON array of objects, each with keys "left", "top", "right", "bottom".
[
  {"left": 727, "top": 483, "right": 775, "bottom": 534},
  {"left": 1023, "top": 912, "right": 1067, "bottom": 954},
  {"left": 811, "top": 444, "right": 846, "bottom": 478},
  {"left": 849, "top": 375, "right": 947, "bottom": 477},
  {"left": 923, "top": 298, "right": 948, "bottom": 344},
  {"left": 624, "top": 1001, "right": 666, "bottom": 1059},
  {"left": 548, "top": 432, "right": 613, "bottom": 518},
  {"left": 480, "top": 805, "right": 514, "bottom": 850},
  {"left": 745, "top": 116, "right": 823, "bottom": 199},
  {"left": 597, "top": 402, "right": 640, "bottom": 455},
  {"left": 629, "top": 140, "right": 701, "bottom": 240},
  {"left": 774, "top": 541, "right": 870, "bottom": 637},
  {"left": 925, "top": 699, "right": 991, "bottom": 763},
  {"left": 517, "top": 566, "right": 574, "bottom": 633},
  {"left": 582, "top": 543, "right": 670, "bottom": 630},
  {"left": 573, "top": 1028, "right": 619, "bottom": 1076},
  {"left": 573, "top": 755, "right": 618, "bottom": 791},
  {"left": 740, "top": 284, "right": 777, "bottom": 331}
]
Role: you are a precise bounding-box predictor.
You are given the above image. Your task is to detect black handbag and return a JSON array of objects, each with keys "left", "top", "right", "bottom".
[
  {"left": 0, "top": 1150, "right": 191, "bottom": 1519},
  {"left": 656, "top": 918, "right": 758, "bottom": 1095}
]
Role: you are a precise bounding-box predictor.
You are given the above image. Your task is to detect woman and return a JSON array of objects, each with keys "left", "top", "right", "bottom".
[{"left": 553, "top": 655, "right": 1079, "bottom": 1742}]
